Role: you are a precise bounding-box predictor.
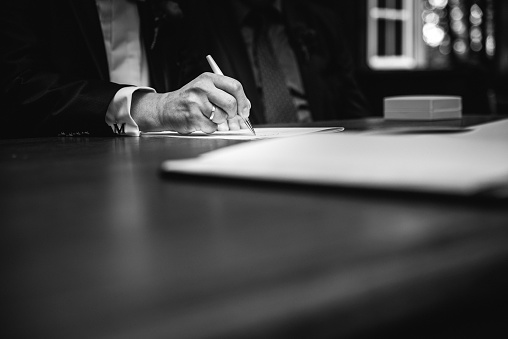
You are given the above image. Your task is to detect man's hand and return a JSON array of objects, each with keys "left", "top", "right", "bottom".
[
  {"left": 217, "top": 115, "right": 249, "bottom": 131},
  {"left": 130, "top": 72, "right": 251, "bottom": 134}
]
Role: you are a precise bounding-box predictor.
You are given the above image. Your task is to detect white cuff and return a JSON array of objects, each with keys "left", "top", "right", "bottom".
[{"left": 105, "top": 86, "right": 156, "bottom": 136}]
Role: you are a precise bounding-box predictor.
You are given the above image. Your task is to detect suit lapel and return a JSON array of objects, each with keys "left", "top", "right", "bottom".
[{"left": 69, "top": 0, "right": 110, "bottom": 81}]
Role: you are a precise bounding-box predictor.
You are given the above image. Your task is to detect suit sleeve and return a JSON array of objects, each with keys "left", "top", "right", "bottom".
[{"left": 0, "top": 1, "right": 124, "bottom": 137}]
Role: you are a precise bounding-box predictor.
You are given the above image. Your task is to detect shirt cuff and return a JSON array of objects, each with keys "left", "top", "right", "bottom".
[{"left": 105, "top": 86, "right": 156, "bottom": 136}]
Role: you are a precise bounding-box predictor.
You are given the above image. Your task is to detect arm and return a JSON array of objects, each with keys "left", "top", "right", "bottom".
[
  {"left": 1, "top": 1, "right": 123, "bottom": 137},
  {"left": 1, "top": 1, "right": 251, "bottom": 137}
]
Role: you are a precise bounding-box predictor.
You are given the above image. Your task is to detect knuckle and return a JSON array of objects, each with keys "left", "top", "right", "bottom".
[
  {"left": 231, "top": 80, "right": 242, "bottom": 92},
  {"left": 198, "top": 72, "right": 213, "bottom": 82},
  {"left": 190, "top": 80, "right": 207, "bottom": 93}
]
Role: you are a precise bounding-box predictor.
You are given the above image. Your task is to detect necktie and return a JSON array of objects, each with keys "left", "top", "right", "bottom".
[{"left": 251, "top": 10, "right": 296, "bottom": 123}]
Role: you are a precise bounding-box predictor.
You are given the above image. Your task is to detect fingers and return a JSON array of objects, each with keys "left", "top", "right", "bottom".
[
  {"left": 194, "top": 105, "right": 218, "bottom": 134},
  {"left": 237, "top": 116, "right": 248, "bottom": 129},
  {"left": 198, "top": 73, "right": 251, "bottom": 119},
  {"left": 217, "top": 122, "right": 229, "bottom": 131},
  {"left": 197, "top": 102, "right": 232, "bottom": 134},
  {"left": 216, "top": 116, "right": 249, "bottom": 132},
  {"left": 225, "top": 116, "right": 248, "bottom": 131},
  {"left": 204, "top": 102, "right": 228, "bottom": 124},
  {"left": 200, "top": 105, "right": 249, "bottom": 132},
  {"left": 227, "top": 117, "right": 241, "bottom": 131},
  {"left": 175, "top": 94, "right": 227, "bottom": 134},
  {"left": 162, "top": 73, "right": 251, "bottom": 135}
]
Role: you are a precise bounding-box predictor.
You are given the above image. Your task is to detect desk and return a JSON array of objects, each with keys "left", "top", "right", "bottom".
[{"left": 2, "top": 117, "right": 508, "bottom": 338}]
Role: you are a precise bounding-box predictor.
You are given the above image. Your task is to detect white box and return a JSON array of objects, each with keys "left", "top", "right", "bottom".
[{"left": 384, "top": 96, "right": 462, "bottom": 120}]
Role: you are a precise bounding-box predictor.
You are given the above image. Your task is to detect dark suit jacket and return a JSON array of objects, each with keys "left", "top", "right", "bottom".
[
  {"left": 1, "top": 0, "right": 183, "bottom": 137},
  {"left": 181, "top": 0, "right": 371, "bottom": 124}
]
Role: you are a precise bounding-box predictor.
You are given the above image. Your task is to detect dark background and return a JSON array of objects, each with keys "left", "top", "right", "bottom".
[{"left": 315, "top": 0, "right": 508, "bottom": 116}]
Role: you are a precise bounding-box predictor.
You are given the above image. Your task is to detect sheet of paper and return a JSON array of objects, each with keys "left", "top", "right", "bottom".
[
  {"left": 142, "top": 127, "right": 344, "bottom": 140},
  {"left": 161, "top": 119, "right": 508, "bottom": 197},
  {"left": 449, "top": 118, "right": 508, "bottom": 142}
]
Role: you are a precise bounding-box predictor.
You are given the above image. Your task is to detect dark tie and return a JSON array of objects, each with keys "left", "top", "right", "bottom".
[{"left": 250, "top": 9, "right": 296, "bottom": 123}]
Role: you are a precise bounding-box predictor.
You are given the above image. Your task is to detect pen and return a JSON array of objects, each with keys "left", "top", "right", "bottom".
[{"left": 206, "top": 55, "right": 256, "bottom": 136}]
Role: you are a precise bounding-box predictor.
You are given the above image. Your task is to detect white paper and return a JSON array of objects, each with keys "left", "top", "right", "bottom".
[
  {"left": 161, "top": 120, "right": 508, "bottom": 197},
  {"left": 449, "top": 119, "right": 508, "bottom": 142},
  {"left": 142, "top": 127, "right": 344, "bottom": 140}
]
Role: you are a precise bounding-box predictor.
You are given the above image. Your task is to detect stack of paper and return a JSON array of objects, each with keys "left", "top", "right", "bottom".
[
  {"left": 384, "top": 96, "right": 462, "bottom": 120},
  {"left": 161, "top": 120, "right": 508, "bottom": 198}
]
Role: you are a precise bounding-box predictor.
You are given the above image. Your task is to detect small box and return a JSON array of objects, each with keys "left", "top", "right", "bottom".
[{"left": 384, "top": 96, "right": 462, "bottom": 120}]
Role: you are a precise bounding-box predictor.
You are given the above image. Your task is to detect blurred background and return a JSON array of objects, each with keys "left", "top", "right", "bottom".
[{"left": 316, "top": 0, "right": 508, "bottom": 116}]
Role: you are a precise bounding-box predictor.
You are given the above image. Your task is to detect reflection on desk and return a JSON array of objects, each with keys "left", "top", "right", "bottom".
[{"left": 1, "top": 116, "right": 508, "bottom": 339}]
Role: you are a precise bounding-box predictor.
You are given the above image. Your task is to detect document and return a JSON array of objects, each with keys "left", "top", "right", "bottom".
[
  {"left": 142, "top": 127, "right": 344, "bottom": 140},
  {"left": 161, "top": 119, "right": 508, "bottom": 198}
]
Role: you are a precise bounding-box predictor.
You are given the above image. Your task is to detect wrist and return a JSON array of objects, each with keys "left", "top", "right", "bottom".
[{"left": 131, "top": 91, "right": 162, "bottom": 132}]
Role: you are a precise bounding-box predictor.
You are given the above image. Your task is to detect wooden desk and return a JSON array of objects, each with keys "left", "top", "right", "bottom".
[{"left": 2, "top": 117, "right": 508, "bottom": 338}]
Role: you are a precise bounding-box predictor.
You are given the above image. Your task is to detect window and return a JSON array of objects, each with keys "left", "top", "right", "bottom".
[
  {"left": 367, "top": 0, "right": 496, "bottom": 70},
  {"left": 367, "top": 0, "right": 420, "bottom": 69}
]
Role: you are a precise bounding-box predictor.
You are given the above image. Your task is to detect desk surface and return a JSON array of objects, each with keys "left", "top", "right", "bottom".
[{"left": 2, "top": 117, "right": 508, "bottom": 339}]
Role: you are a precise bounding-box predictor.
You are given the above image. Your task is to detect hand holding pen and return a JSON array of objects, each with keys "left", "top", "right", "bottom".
[
  {"left": 130, "top": 58, "right": 252, "bottom": 134},
  {"left": 206, "top": 55, "right": 256, "bottom": 135}
]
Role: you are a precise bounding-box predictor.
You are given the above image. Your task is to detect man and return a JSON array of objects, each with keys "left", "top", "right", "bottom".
[
  {"left": 0, "top": 0, "right": 251, "bottom": 138},
  {"left": 181, "top": 0, "right": 370, "bottom": 125}
]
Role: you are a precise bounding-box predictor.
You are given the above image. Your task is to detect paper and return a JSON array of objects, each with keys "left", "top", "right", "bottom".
[
  {"left": 449, "top": 119, "right": 508, "bottom": 142},
  {"left": 142, "top": 127, "right": 344, "bottom": 140},
  {"left": 161, "top": 119, "right": 508, "bottom": 197}
]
